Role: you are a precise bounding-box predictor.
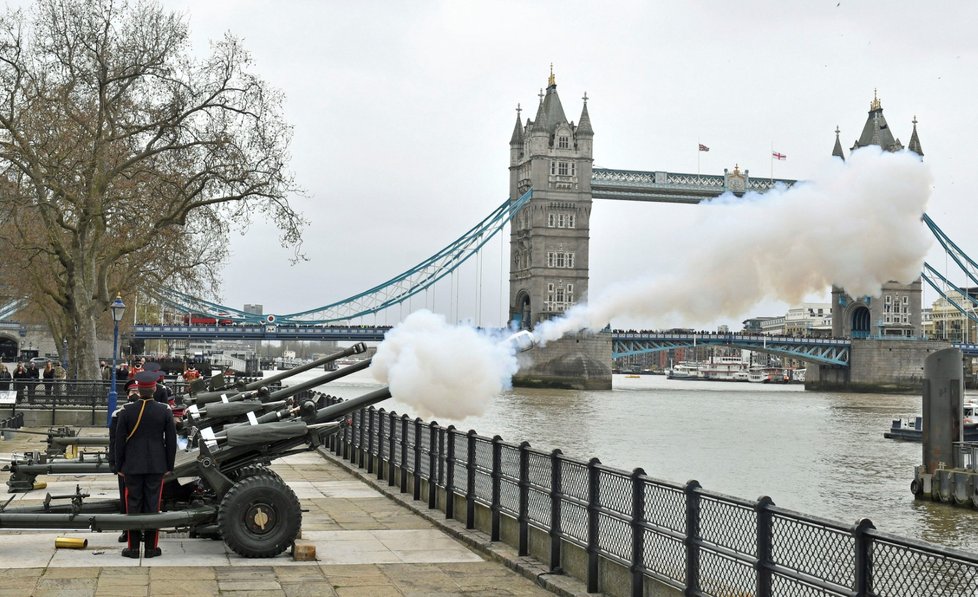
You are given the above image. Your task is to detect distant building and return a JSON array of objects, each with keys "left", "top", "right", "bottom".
[
  {"left": 830, "top": 93, "right": 924, "bottom": 339},
  {"left": 243, "top": 304, "right": 263, "bottom": 315},
  {"left": 784, "top": 303, "right": 831, "bottom": 335},
  {"left": 929, "top": 289, "right": 978, "bottom": 343}
]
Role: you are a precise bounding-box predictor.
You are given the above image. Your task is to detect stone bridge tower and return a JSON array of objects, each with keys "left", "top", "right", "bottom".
[
  {"left": 507, "top": 70, "right": 610, "bottom": 390},
  {"left": 830, "top": 92, "right": 924, "bottom": 339},
  {"left": 508, "top": 70, "right": 594, "bottom": 330}
]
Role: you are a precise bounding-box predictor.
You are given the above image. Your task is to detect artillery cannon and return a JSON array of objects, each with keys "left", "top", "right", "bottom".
[
  {"left": 3, "top": 354, "right": 372, "bottom": 491},
  {"left": 185, "top": 343, "right": 369, "bottom": 405},
  {"left": 0, "top": 381, "right": 392, "bottom": 558}
]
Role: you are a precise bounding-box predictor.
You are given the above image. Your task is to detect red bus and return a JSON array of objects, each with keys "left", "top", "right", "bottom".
[{"left": 182, "top": 313, "right": 233, "bottom": 326}]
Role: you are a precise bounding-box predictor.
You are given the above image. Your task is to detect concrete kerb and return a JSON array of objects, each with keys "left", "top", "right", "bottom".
[{"left": 316, "top": 446, "right": 592, "bottom": 597}]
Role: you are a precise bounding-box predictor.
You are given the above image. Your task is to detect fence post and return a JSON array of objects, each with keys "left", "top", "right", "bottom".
[
  {"left": 853, "top": 518, "right": 876, "bottom": 596},
  {"left": 413, "top": 417, "right": 422, "bottom": 501},
  {"left": 755, "top": 496, "right": 775, "bottom": 597},
  {"left": 490, "top": 435, "right": 502, "bottom": 542},
  {"left": 376, "top": 408, "right": 386, "bottom": 481},
  {"left": 630, "top": 468, "right": 646, "bottom": 597},
  {"left": 366, "top": 406, "right": 375, "bottom": 474},
  {"left": 586, "top": 457, "right": 601, "bottom": 594},
  {"left": 549, "top": 448, "right": 563, "bottom": 571},
  {"left": 388, "top": 411, "right": 397, "bottom": 487},
  {"left": 518, "top": 441, "right": 530, "bottom": 556},
  {"left": 445, "top": 425, "right": 456, "bottom": 520},
  {"left": 685, "top": 480, "right": 702, "bottom": 597},
  {"left": 357, "top": 408, "right": 366, "bottom": 468},
  {"left": 466, "top": 430, "right": 477, "bottom": 529},
  {"left": 400, "top": 414, "right": 410, "bottom": 494},
  {"left": 428, "top": 421, "right": 438, "bottom": 509}
]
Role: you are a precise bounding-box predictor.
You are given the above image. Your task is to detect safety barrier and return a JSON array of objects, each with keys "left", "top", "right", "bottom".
[{"left": 323, "top": 395, "right": 978, "bottom": 597}]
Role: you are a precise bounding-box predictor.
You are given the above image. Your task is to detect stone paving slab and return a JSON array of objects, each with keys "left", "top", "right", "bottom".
[{"left": 0, "top": 428, "right": 567, "bottom": 595}]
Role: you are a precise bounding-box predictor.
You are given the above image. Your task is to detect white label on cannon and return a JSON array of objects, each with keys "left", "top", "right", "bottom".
[
  {"left": 200, "top": 427, "right": 218, "bottom": 449},
  {"left": 220, "top": 394, "right": 229, "bottom": 403},
  {"left": 189, "top": 404, "right": 200, "bottom": 420},
  {"left": 246, "top": 411, "right": 258, "bottom": 426}
]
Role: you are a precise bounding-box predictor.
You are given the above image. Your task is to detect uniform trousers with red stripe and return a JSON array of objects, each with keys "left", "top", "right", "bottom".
[{"left": 124, "top": 473, "right": 165, "bottom": 549}]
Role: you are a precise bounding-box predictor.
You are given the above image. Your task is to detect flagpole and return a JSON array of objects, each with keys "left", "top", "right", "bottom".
[
  {"left": 697, "top": 141, "right": 701, "bottom": 176},
  {"left": 770, "top": 142, "right": 774, "bottom": 182}
]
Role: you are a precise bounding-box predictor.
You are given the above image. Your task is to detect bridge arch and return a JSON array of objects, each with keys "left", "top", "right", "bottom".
[
  {"left": 0, "top": 332, "right": 18, "bottom": 360},
  {"left": 850, "top": 305, "right": 871, "bottom": 339},
  {"left": 512, "top": 290, "right": 531, "bottom": 330}
]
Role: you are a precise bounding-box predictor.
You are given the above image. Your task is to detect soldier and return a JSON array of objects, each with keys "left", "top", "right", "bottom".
[
  {"left": 143, "top": 362, "right": 173, "bottom": 405},
  {"left": 108, "top": 382, "right": 140, "bottom": 542},
  {"left": 114, "top": 370, "right": 177, "bottom": 559}
]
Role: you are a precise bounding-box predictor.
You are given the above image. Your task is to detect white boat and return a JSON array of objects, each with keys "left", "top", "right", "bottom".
[
  {"left": 666, "top": 363, "right": 699, "bottom": 379},
  {"left": 747, "top": 367, "right": 790, "bottom": 383},
  {"left": 698, "top": 355, "right": 752, "bottom": 381}
]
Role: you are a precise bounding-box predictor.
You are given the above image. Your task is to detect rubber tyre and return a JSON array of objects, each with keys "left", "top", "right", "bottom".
[
  {"left": 218, "top": 474, "right": 301, "bottom": 558},
  {"left": 910, "top": 479, "right": 921, "bottom": 497},
  {"left": 232, "top": 464, "right": 284, "bottom": 484}
]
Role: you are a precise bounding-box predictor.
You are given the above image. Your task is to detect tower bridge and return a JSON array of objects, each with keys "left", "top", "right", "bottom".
[{"left": 2, "top": 77, "right": 973, "bottom": 393}]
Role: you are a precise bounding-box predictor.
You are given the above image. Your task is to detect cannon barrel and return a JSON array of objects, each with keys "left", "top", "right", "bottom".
[
  {"left": 48, "top": 437, "right": 109, "bottom": 448},
  {"left": 266, "top": 359, "right": 372, "bottom": 401},
  {"left": 189, "top": 343, "right": 368, "bottom": 405},
  {"left": 310, "top": 386, "right": 393, "bottom": 425}
]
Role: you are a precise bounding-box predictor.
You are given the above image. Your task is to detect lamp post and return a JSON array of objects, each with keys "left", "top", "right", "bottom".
[{"left": 107, "top": 295, "right": 126, "bottom": 426}]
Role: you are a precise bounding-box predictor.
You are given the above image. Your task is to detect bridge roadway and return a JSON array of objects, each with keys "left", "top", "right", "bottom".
[{"left": 134, "top": 324, "right": 855, "bottom": 367}]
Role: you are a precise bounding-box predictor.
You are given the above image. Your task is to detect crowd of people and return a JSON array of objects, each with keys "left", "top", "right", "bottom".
[{"left": 0, "top": 359, "right": 67, "bottom": 400}]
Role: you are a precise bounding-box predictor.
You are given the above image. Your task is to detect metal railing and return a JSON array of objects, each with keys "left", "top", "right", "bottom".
[{"left": 323, "top": 395, "right": 978, "bottom": 597}]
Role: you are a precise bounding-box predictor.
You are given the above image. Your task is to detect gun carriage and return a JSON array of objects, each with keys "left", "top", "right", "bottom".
[{"left": 0, "top": 343, "right": 387, "bottom": 558}]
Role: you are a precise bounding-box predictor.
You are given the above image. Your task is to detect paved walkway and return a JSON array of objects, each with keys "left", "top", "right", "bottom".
[{"left": 0, "top": 428, "right": 563, "bottom": 596}]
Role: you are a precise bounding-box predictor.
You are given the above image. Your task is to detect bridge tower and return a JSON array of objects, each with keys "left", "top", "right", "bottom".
[
  {"left": 830, "top": 92, "right": 924, "bottom": 339},
  {"left": 508, "top": 69, "right": 593, "bottom": 329},
  {"left": 809, "top": 93, "right": 942, "bottom": 392},
  {"left": 507, "top": 70, "right": 610, "bottom": 389}
]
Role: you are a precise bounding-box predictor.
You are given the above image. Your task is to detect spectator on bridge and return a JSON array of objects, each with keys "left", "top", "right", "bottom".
[
  {"left": 0, "top": 364, "right": 11, "bottom": 391},
  {"left": 42, "top": 361, "right": 55, "bottom": 396}
]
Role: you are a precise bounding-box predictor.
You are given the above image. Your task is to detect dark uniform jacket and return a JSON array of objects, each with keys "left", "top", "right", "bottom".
[{"left": 114, "top": 398, "right": 177, "bottom": 475}]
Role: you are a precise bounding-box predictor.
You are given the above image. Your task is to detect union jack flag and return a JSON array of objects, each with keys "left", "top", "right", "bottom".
[{"left": 698, "top": 144, "right": 710, "bottom": 152}]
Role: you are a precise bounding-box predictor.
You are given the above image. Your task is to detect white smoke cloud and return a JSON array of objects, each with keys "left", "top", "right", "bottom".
[
  {"left": 370, "top": 309, "right": 519, "bottom": 420},
  {"left": 535, "top": 147, "right": 933, "bottom": 342}
]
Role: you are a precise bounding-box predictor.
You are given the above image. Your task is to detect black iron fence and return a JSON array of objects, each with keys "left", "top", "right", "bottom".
[{"left": 323, "top": 395, "right": 978, "bottom": 597}]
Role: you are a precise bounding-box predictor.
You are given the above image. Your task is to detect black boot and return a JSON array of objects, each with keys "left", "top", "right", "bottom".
[
  {"left": 144, "top": 530, "right": 161, "bottom": 558},
  {"left": 121, "top": 547, "right": 140, "bottom": 558},
  {"left": 117, "top": 531, "right": 129, "bottom": 543}
]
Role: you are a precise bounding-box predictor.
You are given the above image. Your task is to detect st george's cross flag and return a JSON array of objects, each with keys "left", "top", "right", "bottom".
[{"left": 772, "top": 151, "right": 787, "bottom": 160}]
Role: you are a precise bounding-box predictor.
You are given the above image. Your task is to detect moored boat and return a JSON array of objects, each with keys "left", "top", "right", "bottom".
[{"left": 884, "top": 400, "right": 978, "bottom": 441}]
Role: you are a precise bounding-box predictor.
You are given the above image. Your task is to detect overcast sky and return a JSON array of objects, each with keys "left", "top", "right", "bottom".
[{"left": 153, "top": 1, "right": 976, "bottom": 329}]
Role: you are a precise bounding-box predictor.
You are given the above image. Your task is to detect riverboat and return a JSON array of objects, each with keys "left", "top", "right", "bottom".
[{"left": 884, "top": 400, "right": 978, "bottom": 441}]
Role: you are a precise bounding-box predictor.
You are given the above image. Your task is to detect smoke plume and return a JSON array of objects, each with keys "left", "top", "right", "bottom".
[
  {"left": 370, "top": 309, "right": 519, "bottom": 420},
  {"left": 535, "top": 147, "right": 933, "bottom": 341}
]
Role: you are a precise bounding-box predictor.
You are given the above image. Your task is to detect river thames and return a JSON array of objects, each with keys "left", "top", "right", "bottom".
[{"left": 283, "top": 368, "right": 978, "bottom": 554}]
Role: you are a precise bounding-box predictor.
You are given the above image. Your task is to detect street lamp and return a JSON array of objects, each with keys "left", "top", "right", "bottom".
[{"left": 107, "top": 295, "right": 126, "bottom": 426}]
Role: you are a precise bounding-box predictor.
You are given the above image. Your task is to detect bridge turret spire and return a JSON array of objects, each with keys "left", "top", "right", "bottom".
[
  {"left": 832, "top": 125, "right": 845, "bottom": 160},
  {"left": 510, "top": 103, "right": 524, "bottom": 146},
  {"left": 852, "top": 90, "right": 903, "bottom": 152},
  {"left": 908, "top": 115, "right": 924, "bottom": 157},
  {"left": 577, "top": 93, "right": 593, "bottom": 137}
]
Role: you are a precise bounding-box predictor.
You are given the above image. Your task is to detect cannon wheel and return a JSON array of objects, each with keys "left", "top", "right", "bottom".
[
  {"left": 232, "top": 464, "right": 284, "bottom": 484},
  {"left": 217, "top": 474, "right": 301, "bottom": 558}
]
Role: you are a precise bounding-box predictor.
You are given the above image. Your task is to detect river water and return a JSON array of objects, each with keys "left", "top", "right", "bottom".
[{"left": 278, "top": 368, "right": 978, "bottom": 554}]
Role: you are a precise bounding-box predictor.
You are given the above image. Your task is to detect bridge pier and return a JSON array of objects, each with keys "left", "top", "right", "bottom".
[
  {"left": 807, "top": 338, "right": 951, "bottom": 393},
  {"left": 513, "top": 332, "right": 612, "bottom": 390}
]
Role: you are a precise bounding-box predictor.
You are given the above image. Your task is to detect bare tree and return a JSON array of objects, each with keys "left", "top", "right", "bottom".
[{"left": 0, "top": 0, "right": 305, "bottom": 378}]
